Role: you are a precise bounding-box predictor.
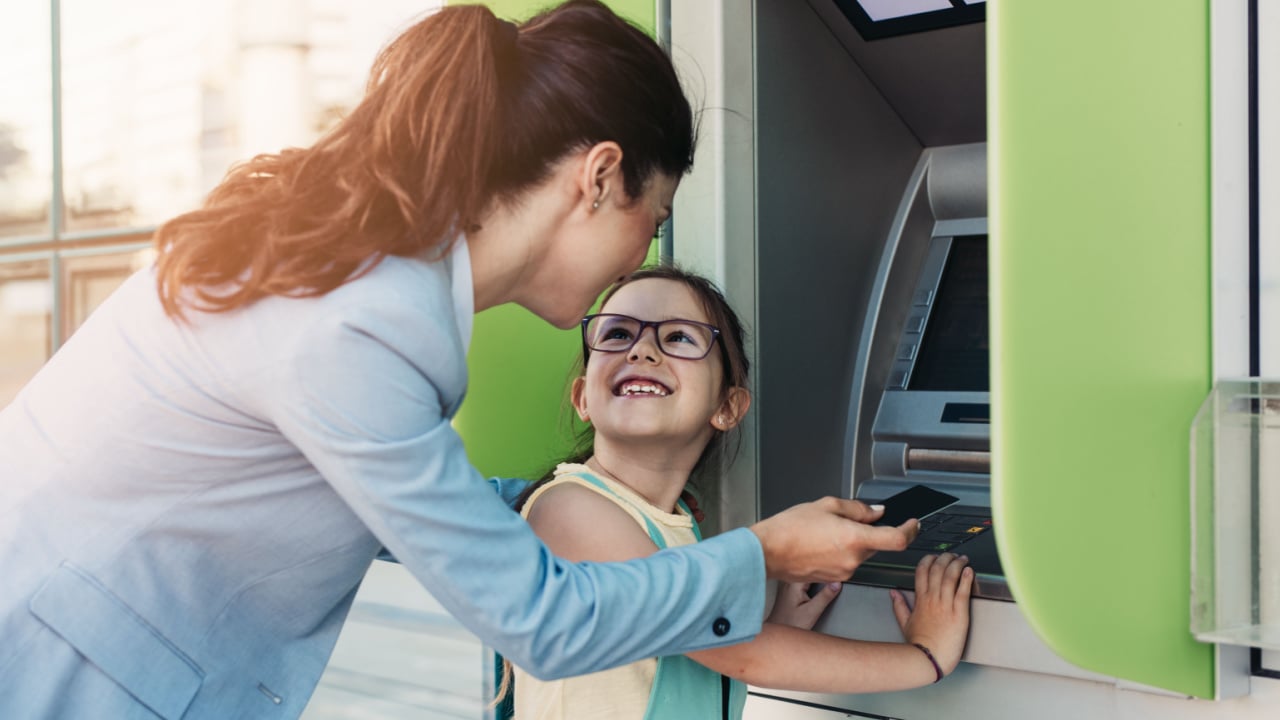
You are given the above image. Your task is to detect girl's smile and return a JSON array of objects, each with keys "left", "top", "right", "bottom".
[{"left": 614, "top": 376, "right": 672, "bottom": 397}]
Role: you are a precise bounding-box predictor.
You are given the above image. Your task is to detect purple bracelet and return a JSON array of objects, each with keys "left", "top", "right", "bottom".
[{"left": 912, "top": 643, "right": 944, "bottom": 683}]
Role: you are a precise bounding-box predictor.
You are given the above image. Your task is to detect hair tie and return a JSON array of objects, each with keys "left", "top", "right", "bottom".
[
  {"left": 499, "top": 19, "right": 519, "bottom": 49},
  {"left": 490, "top": 17, "right": 520, "bottom": 70}
]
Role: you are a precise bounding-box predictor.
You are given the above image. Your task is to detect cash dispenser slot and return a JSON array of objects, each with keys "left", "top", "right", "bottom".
[{"left": 905, "top": 448, "right": 990, "bottom": 474}]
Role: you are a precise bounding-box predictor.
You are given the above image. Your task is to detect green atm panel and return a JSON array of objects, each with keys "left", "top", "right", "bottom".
[{"left": 989, "top": 0, "right": 1215, "bottom": 697}]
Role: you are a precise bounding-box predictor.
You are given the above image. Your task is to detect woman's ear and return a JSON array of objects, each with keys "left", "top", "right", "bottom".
[
  {"left": 712, "top": 387, "right": 752, "bottom": 431},
  {"left": 580, "top": 141, "right": 624, "bottom": 211},
  {"left": 570, "top": 376, "right": 591, "bottom": 422}
]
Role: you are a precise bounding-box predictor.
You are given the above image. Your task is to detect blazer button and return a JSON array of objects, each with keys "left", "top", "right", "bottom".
[{"left": 712, "top": 617, "right": 731, "bottom": 637}]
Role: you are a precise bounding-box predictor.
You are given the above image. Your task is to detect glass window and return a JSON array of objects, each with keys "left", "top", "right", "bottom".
[
  {"left": 60, "top": 0, "right": 220, "bottom": 232},
  {"left": 0, "top": 259, "right": 52, "bottom": 408},
  {"left": 0, "top": 1, "right": 53, "bottom": 240},
  {"left": 58, "top": 0, "right": 434, "bottom": 234}
]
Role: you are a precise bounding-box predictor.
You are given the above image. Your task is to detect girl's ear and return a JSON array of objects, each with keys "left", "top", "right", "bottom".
[
  {"left": 570, "top": 376, "right": 591, "bottom": 422},
  {"left": 711, "top": 387, "right": 752, "bottom": 431}
]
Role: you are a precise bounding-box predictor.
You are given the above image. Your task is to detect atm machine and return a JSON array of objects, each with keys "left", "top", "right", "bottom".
[
  {"left": 668, "top": 0, "right": 1279, "bottom": 717},
  {"left": 744, "top": 139, "right": 1097, "bottom": 716},
  {"left": 669, "top": 4, "right": 1100, "bottom": 713},
  {"left": 840, "top": 143, "right": 1005, "bottom": 601}
]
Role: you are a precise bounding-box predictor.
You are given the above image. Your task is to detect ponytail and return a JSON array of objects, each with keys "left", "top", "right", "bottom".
[
  {"left": 155, "top": 6, "right": 514, "bottom": 316},
  {"left": 155, "top": 0, "right": 694, "bottom": 317}
]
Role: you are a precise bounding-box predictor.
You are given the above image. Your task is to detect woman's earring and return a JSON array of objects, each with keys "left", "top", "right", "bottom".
[{"left": 592, "top": 200, "right": 600, "bottom": 210}]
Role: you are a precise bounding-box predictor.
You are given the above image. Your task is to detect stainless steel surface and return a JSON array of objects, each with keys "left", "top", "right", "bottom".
[
  {"left": 806, "top": 0, "right": 986, "bottom": 147},
  {"left": 755, "top": 0, "right": 921, "bottom": 518}
]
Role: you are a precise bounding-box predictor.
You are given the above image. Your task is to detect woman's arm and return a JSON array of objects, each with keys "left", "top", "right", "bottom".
[
  {"left": 274, "top": 301, "right": 916, "bottom": 680},
  {"left": 526, "top": 483, "right": 973, "bottom": 694},
  {"left": 272, "top": 306, "right": 767, "bottom": 680}
]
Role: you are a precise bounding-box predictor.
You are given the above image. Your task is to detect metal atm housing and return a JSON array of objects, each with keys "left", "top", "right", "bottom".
[{"left": 841, "top": 145, "right": 1006, "bottom": 599}]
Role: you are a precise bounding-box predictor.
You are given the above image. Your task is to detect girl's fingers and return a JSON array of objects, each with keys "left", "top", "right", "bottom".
[
  {"left": 942, "top": 554, "right": 968, "bottom": 585},
  {"left": 955, "top": 566, "right": 975, "bottom": 610},
  {"left": 778, "top": 581, "right": 807, "bottom": 604},
  {"left": 919, "top": 553, "right": 956, "bottom": 596},
  {"left": 801, "top": 582, "right": 842, "bottom": 626},
  {"left": 890, "top": 588, "right": 912, "bottom": 630},
  {"left": 915, "top": 554, "right": 937, "bottom": 592}
]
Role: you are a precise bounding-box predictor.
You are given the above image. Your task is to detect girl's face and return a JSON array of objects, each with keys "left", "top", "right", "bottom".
[{"left": 572, "top": 278, "right": 734, "bottom": 452}]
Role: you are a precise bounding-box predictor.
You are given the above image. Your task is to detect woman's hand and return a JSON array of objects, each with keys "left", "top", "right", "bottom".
[
  {"left": 890, "top": 553, "right": 973, "bottom": 677},
  {"left": 750, "top": 497, "right": 919, "bottom": 583},
  {"left": 767, "top": 581, "right": 842, "bottom": 630}
]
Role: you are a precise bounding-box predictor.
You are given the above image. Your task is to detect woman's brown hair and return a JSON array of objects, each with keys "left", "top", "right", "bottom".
[{"left": 154, "top": 0, "right": 695, "bottom": 316}]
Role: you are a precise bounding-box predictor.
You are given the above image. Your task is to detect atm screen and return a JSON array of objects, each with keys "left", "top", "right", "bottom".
[{"left": 908, "top": 235, "right": 989, "bottom": 391}]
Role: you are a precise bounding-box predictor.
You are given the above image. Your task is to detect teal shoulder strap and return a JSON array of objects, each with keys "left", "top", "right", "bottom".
[
  {"left": 676, "top": 496, "right": 703, "bottom": 541},
  {"left": 644, "top": 654, "right": 747, "bottom": 720}
]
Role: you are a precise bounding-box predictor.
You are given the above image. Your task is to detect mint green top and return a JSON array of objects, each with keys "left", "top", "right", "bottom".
[{"left": 561, "top": 470, "right": 749, "bottom": 720}]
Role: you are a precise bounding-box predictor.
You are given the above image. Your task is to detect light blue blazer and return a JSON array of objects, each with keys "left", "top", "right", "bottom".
[{"left": 0, "top": 244, "right": 765, "bottom": 719}]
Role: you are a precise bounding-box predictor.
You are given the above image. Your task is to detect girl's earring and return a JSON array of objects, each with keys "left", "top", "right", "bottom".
[{"left": 592, "top": 200, "right": 600, "bottom": 211}]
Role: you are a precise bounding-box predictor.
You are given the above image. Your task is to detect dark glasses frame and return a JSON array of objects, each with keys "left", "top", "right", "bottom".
[{"left": 580, "top": 313, "right": 722, "bottom": 363}]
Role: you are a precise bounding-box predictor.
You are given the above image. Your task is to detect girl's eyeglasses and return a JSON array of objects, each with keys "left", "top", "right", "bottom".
[{"left": 581, "top": 313, "right": 721, "bottom": 362}]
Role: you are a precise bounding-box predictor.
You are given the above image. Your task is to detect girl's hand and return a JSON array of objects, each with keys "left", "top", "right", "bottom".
[
  {"left": 889, "top": 553, "right": 973, "bottom": 676},
  {"left": 767, "top": 581, "right": 842, "bottom": 630}
]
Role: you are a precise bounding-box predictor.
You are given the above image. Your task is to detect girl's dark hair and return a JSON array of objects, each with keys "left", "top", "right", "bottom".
[
  {"left": 514, "top": 264, "right": 751, "bottom": 513},
  {"left": 155, "top": 0, "right": 696, "bottom": 316}
]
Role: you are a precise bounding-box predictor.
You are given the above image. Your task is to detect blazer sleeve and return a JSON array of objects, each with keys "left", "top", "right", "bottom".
[
  {"left": 375, "top": 477, "right": 532, "bottom": 562},
  {"left": 488, "top": 476, "right": 533, "bottom": 509},
  {"left": 269, "top": 308, "right": 766, "bottom": 680}
]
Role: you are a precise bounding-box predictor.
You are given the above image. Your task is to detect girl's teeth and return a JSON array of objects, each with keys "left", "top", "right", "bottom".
[{"left": 622, "top": 383, "right": 666, "bottom": 396}]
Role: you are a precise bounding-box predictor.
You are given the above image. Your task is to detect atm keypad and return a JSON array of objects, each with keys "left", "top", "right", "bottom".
[{"left": 907, "top": 513, "right": 992, "bottom": 552}]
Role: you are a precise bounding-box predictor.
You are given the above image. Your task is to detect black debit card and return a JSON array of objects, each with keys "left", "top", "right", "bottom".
[{"left": 871, "top": 484, "right": 959, "bottom": 527}]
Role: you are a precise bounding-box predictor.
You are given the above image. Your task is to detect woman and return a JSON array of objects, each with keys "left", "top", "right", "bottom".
[{"left": 0, "top": 3, "right": 915, "bottom": 718}]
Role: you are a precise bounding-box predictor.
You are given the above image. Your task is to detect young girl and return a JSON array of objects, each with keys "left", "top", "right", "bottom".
[{"left": 510, "top": 265, "right": 973, "bottom": 719}]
